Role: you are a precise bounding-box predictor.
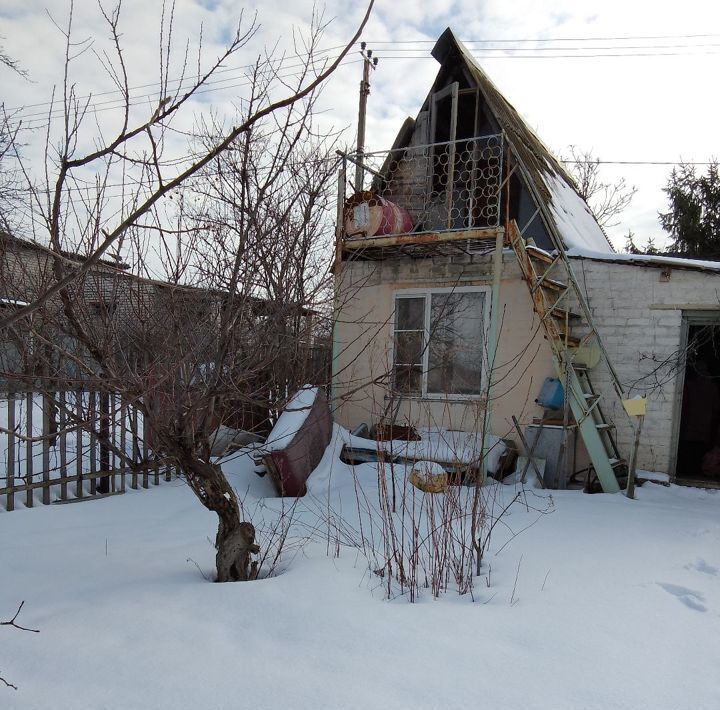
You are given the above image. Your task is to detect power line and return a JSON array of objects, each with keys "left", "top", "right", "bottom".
[
  {"left": 10, "top": 53, "right": 360, "bottom": 124},
  {"left": 373, "top": 42, "right": 720, "bottom": 52},
  {"left": 4, "top": 43, "right": 349, "bottom": 114},
  {"left": 366, "top": 33, "right": 720, "bottom": 43},
  {"left": 12, "top": 42, "right": 714, "bottom": 128},
  {"left": 560, "top": 160, "right": 718, "bottom": 166},
  {"left": 12, "top": 158, "right": 716, "bottom": 203},
  {"left": 373, "top": 50, "right": 720, "bottom": 59},
  {"left": 11, "top": 55, "right": 360, "bottom": 125},
  {"left": 7, "top": 32, "right": 719, "bottom": 120}
]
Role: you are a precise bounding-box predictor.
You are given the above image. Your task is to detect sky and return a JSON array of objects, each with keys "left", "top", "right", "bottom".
[{"left": 2, "top": 0, "right": 720, "bottom": 252}]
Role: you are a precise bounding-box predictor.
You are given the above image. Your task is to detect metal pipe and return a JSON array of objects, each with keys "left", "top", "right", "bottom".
[
  {"left": 481, "top": 226, "right": 506, "bottom": 481},
  {"left": 331, "top": 159, "right": 347, "bottom": 410}
]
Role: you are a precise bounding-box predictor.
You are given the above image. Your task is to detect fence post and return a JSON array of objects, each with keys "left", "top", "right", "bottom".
[
  {"left": 42, "top": 392, "right": 51, "bottom": 505},
  {"left": 89, "top": 391, "right": 97, "bottom": 495},
  {"left": 25, "top": 390, "right": 33, "bottom": 508},
  {"left": 75, "top": 388, "right": 84, "bottom": 498},
  {"left": 6, "top": 391, "right": 15, "bottom": 512},
  {"left": 59, "top": 389, "right": 68, "bottom": 501},
  {"left": 98, "top": 389, "right": 110, "bottom": 494},
  {"left": 142, "top": 406, "right": 149, "bottom": 489},
  {"left": 131, "top": 404, "right": 140, "bottom": 490},
  {"left": 120, "top": 397, "right": 127, "bottom": 493}
]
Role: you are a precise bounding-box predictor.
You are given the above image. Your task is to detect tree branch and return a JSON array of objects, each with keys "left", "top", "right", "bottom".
[{"left": 0, "top": 0, "right": 375, "bottom": 330}]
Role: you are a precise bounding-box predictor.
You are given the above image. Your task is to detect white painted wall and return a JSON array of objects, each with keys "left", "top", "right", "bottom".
[{"left": 333, "top": 250, "right": 555, "bottom": 442}]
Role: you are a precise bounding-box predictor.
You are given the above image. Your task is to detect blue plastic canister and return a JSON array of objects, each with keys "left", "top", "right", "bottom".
[{"left": 535, "top": 377, "right": 564, "bottom": 410}]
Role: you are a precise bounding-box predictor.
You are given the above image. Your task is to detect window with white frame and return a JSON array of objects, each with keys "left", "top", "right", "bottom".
[{"left": 392, "top": 288, "right": 488, "bottom": 397}]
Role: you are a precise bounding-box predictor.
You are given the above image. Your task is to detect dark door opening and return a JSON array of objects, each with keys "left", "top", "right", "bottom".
[{"left": 677, "top": 324, "right": 720, "bottom": 483}]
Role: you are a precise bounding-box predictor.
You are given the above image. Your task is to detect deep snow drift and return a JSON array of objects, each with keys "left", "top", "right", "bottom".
[{"left": 2, "top": 428, "right": 719, "bottom": 710}]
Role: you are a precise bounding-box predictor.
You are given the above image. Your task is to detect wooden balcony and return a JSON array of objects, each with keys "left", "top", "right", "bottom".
[
  {"left": 337, "top": 134, "right": 505, "bottom": 262},
  {"left": 340, "top": 227, "right": 504, "bottom": 261}
]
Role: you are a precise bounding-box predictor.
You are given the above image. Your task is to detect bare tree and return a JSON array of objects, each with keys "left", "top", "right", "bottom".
[
  {"left": 0, "top": 39, "right": 28, "bottom": 79},
  {"left": 0, "top": 40, "right": 26, "bottom": 233},
  {"left": 1, "top": 602, "right": 39, "bottom": 691},
  {"left": 0, "top": 1, "right": 374, "bottom": 581},
  {"left": 0, "top": 113, "right": 22, "bottom": 233},
  {"left": 562, "top": 145, "right": 637, "bottom": 228}
]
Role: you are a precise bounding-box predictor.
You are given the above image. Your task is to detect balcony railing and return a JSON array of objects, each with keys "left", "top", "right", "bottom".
[{"left": 340, "top": 133, "right": 504, "bottom": 244}]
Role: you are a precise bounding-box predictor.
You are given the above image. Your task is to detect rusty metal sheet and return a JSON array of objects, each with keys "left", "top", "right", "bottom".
[{"left": 262, "top": 389, "right": 332, "bottom": 497}]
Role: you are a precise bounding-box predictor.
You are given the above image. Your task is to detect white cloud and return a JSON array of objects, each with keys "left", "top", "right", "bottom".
[{"left": 2, "top": 0, "right": 719, "bottom": 250}]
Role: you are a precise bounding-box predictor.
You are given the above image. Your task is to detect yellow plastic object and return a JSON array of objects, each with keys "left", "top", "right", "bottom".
[
  {"left": 573, "top": 345, "right": 601, "bottom": 369},
  {"left": 622, "top": 397, "right": 647, "bottom": 417},
  {"left": 409, "top": 461, "right": 449, "bottom": 494}
]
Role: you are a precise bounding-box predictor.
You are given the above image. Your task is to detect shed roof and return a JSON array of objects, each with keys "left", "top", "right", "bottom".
[{"left": 567, "top": 248, "right": 720, "bottom": 273}]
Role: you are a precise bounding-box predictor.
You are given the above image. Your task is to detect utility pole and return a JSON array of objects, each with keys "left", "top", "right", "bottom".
[{"left": 355, "top": 42, "right": 378, "bottom": 193}]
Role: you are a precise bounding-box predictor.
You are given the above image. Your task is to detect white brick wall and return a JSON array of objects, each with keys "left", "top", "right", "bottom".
[{"left": 571, "top": 256, "right": 720, "bottom": 474}]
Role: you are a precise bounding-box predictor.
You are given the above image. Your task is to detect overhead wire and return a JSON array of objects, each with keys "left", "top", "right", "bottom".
[
  {"left": 11, "top": 56, "right": 362, "bottom": 126},
  {"left": 6, "top": 31, "right": 719, "bottom": 211},
  {"left": 7, "top": 32, "right": 720, "bottom": 123},
  {"left": 366, "top": 33, "right": 720, "bottom": 43},
  {"left": 4, "top": 43, "right": 350, "bottom": 113}
]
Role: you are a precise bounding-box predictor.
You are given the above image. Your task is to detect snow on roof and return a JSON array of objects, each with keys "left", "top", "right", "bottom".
[
  {"left": 566, "top": 247, "right": 720, "bottom": 273},
  {"left": 543, "top": 172, "right": 615, "bottom": 254},
  {"left": 343, "top": 427, "right": 507, "bottom": 474}
]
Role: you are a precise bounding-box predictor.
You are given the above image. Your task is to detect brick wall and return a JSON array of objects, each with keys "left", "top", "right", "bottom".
[{"left": 571, "top": 256, "right": 720, "bottom": 474}]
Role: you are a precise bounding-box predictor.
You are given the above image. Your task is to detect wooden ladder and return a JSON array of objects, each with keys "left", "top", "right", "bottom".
[{"left": 508, "top": 220, "right": 627, "bottom": 493}]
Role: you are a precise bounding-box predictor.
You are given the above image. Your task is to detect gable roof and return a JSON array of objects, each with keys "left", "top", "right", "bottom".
[{"left": 431, "top": 28, "right": 615, "bottom": 254}]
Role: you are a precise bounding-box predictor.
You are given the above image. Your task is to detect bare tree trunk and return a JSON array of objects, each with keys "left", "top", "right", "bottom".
[{"left": 174, "top": 450, "right": 258, "bottom": 581}]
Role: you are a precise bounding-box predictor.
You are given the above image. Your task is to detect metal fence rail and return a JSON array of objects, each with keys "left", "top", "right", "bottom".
[{"left": 343, "top": 133, "right": 504, "bottom": 239}]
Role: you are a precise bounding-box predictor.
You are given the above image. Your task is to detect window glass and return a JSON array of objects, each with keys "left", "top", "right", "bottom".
[
  {"left": 396, "top": 297, "right": 425, "bottom": 331},
  {"left": 394, "top": 364, "right": 423, "bottom": 395},
  {"left": 394, "top": 331, "right": 424, "bottom": 366},
  {"left": 393, "top": 290, "right": 485, "bottom": 397},
  {"left": 393, "top": 297, "right": 425, "bottom": 395},
  {"left": 427, "top": 292, "right": 485, "bottom": 395}
]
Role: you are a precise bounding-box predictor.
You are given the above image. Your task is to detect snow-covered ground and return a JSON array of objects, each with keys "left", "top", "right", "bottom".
[{"left": 2, "top": 427, "right": 720, "bottom": 710}]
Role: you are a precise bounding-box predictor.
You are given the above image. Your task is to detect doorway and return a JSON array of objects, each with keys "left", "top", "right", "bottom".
[{"left": 675, "top": 317, "right": 720, "bottom": 484}]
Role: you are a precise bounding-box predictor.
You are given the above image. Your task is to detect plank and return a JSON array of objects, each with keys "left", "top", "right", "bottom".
[
  {"left": 6, "top": 392, "right": 15, "bottom": 512},
  {"left": 25, "top": 391, "right": 33, "bottom": 508},
  {"left": 75, "top": 389, "right": 84, "bottom": 498},
  {"left": 42, "top": 393, "right": 51, "bottom": 505},
  {"left": 59, "top": 390, "right": 67, "bottom": 501}
]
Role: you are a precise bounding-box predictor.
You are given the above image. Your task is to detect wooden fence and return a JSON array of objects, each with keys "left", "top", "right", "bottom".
[
  {"left": 1, "top": 344, "right": 333, "bottom": 513},
  {"left": 1, "top": 389, "right": 173, "bottom": 512}
]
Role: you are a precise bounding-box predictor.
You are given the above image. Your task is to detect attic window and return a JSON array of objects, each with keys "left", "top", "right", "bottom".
[{"left": 393, "top": 288, "right": 488, "bottom": 397}]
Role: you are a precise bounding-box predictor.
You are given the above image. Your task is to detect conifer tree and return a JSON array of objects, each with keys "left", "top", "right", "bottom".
[{"left": 660, "top": 161, "right": 720, "bottom": 259}]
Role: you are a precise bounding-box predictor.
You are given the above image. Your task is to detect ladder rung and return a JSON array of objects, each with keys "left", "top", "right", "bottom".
[
  {"left": 610, "top": 458, "right": 627, "bottom": 468},
  {"left": 583, "top": 393, "right": 600, "bottom": 401},
  {"left": 557, "top": 332, "right": 581, "bottom": 347},
  {"left": 551, "top": 307, "right": 581, "bottom": 321},
  {"left": 595, "top": 423, "right": 615, "bottom": 431},
  {"left": 537, "top": 277, "right": 568, "bottom": 292},
  {"left": 526, "top": 245, "right": 555, "bottom": 264}
]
